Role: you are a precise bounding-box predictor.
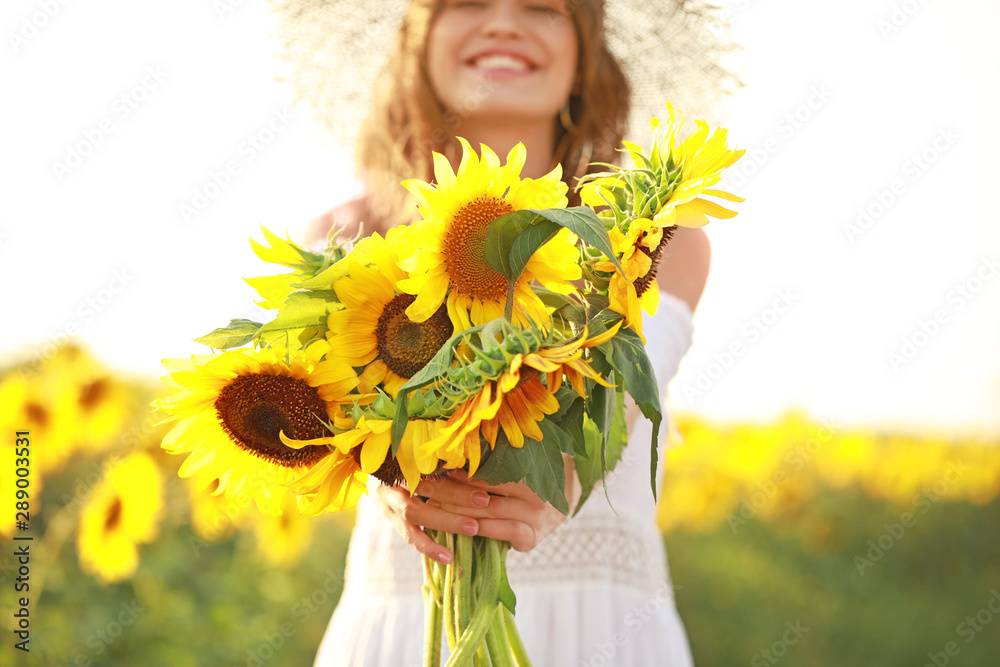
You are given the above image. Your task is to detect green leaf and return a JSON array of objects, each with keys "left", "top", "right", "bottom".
[
  {"left": 571, "top": 396, "right": 627, "bottom": 516},
  {"left": 483, "top": 210, "right": 549, "bottom": 280},
  {"left": 473, "top": 431, "right": 532, "bottom": 486},
  {"left": 523, "top": 425, "right": 570, "bottom": 515},
  {"left": 497, "top": 555, "right": 517, "bottom": 614},
  {"left": 256, "top": 290, "right": 331, "bottom": 340},
  {"left": 534, "top": 286, "right": 581, "bottom": 313},
  {"left": 547, "top": 387, "right": 578, "bottom": 422},
  {"left": 607, "top": 325, "right": 664, "bottom": 499},
  {"left": 193, "top": 318, "right": 262, "bottom": 350},
  {"left": 583, "top": 309, "right": 623, "bottom": 374},
  {"left": 554, "top": 397, "right": 588, "bottom": 458},
  {"left": 291, "top": 256, "right": 351, "bottom": 290},
  {"left": 606, "top": 384, "right": 628, "bottom": 476},
  {"left": 573, "top": 416, "right": 603, "bottom": 515},
  {"left": 507, "top": 220, "right": 561, "bottom": 280},
  {"left": 538, "top": 417, "right": 575, "bottom": 457},
  {"left": 524, "top": 207, "right": 623, "bottom": 274},
  {"left": 586, "top": 380, "right": 615, "bottom": 455},
  {"left": 484, "top": 207, "right": 624, "bottom": 282}
]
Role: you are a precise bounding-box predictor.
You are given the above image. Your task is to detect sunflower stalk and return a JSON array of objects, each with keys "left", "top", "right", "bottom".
[
  {"left": 443, "top": 533, "right": 458, "bottom": 648},
  {"left": 456, "top": 533, "right": 474, "bottom": 635},
  {"left": 503, "top": 282, "right": 516, "bottom": 323},
  {"left": 502, "top": 606, "right": 532, "bottom": 667},
  {"left": 422, "top": 536, "right": 444, "bottom": 667},
  {"left": 443, "top": 538, "right": 503, "bottom": 667},
  {"left": 485, "top": 607, "right": 517, "bottom": 667}
]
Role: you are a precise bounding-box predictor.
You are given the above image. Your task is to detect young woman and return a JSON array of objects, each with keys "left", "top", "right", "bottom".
[{"left": 284, "top": 0, "right": 725, "bottom": 663}]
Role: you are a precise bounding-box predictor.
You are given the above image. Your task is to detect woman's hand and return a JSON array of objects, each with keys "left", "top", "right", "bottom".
[{"left": 374, "top": 460, "right": 580, "bottom": 564}]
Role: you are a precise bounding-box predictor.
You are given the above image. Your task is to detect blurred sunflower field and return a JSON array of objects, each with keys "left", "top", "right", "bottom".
[{"left": 2, "top": 347, "right": 998, "bottom": 666}]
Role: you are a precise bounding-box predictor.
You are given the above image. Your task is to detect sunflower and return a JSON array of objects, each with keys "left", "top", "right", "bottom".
[
  {"left": 596, "top": 220, "right": 672, "bottom": 342},
  {"left": 327, "top": 230, "right": 454, "bottom": 397},
  {"left": 185, "top": 476, "right": 247, "bottom": 542},
  {"left": 422, "top": 326, "right": 618, "bottom": 468},
  {"left": 397, "top": 138, "right": 581, "bottom": 330},
  {"left": 76, "top": 452, "right": 164, "bottom": 584},
  {"left": 156, "top": 340, "right": 359, "bottom": 516},
  {"left": 580, "top": 101, "right": 745, "bottom": 229},
  {"left": 251, "top": 493, "right": 315, "bottom": 568},
  {"left": 0, "top": 359, "right": 80, "bottom": 476},
  {"left": 73, "top": 366, "right": 138, "bottom": 455},
  {"left": 282, "top": 445, "right": 368, "bottom": 515},
  {"left": 283, "top": 416, "right": 446, "bottom": 506}
]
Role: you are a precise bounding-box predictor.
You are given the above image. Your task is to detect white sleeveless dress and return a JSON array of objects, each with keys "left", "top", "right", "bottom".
[{"left": 314, "top": 291, "right": 696, "bottom": 667}]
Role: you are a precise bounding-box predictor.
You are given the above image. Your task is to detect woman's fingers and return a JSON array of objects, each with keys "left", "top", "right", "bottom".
[
  {"left": 374, "top": 484, "right": 479, "bottom": 564},
  {"left": 427, "top": 492, "right": 528, "bottom": 520},
  {"left": 374, "top": 471, "right": 571, "bottom": 559},
  {"left": 415, "top": 475, "right": 492, "bottom": 509},
  {"left": 475, "top": 518, "right": 538, "bottom": 552}
]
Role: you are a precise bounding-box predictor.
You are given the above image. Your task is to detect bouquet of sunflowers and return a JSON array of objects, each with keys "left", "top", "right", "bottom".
[{"left": 156, "top": 102, "right": 743, "bottom": 666}]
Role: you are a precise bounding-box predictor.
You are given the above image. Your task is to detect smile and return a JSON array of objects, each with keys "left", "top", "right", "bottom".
[{"left": 468, "top": 53, "right": 533, "bottom": 72}]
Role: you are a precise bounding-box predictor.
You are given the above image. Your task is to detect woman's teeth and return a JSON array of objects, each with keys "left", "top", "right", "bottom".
[{"left": 473, "top": 54, "right": 529, "bottom": 71}]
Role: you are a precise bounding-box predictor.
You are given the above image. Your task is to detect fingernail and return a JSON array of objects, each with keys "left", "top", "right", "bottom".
[
  {"left": 461, "top": 520, "right": 478, "bottom": 535},
  {"left": 438, "top": 551, "right": 453, "bottom": 564},
  {"left": 471, "top": 491, "right": 490, "bottom": 507},
  {"left": 426, "top": 498, "right": 442, "bottom": 508}
]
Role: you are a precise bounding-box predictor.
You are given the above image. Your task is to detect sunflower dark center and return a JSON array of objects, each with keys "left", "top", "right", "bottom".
[
  {"left": 80, "top": 379, "right": 109, "bottom": 410},
  {"left": 444, "top": 196, "right": 515, "bottom": 302},
  {"left": 214, "top": 373, "right": 330, "bottom": 468},
  {"left": 376, "top": 294, "right": 453, "bottom": 379},
  {"left": 514, "top": 367, "right": 542, "bottom": 392},
  {"left": 104, "top": 496, "right": 123, "bottom": 533},
  {"left": 633, "top": 226, "right": 675, "bottom": 298},
  {"left": 349, "top": 445, "right": 405, "bottom": 487},
  {"left": 25, "top": 402, "right": 48, "bottom": 428}
]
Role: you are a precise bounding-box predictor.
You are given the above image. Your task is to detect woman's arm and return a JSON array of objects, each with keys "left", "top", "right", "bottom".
[{"left": 657, "top": 225, "right": 711, "bottom": 313}]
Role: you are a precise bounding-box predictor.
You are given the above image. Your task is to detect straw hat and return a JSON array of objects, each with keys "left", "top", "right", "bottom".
[{"left": 267, "top": 0, "right": 739, "bottom": 153}]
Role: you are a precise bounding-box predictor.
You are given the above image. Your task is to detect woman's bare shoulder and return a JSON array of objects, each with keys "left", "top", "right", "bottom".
[
  {"left": 657, "top": 226, "right": 711, "bottom": 313},
  {"left": 305, "top": 197, "right": 369, "bottom": 246}
]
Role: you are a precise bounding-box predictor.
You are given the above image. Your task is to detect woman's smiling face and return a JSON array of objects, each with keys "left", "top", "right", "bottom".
[{"left": 426, "top": 0, "right": 579, "bottom": 124}]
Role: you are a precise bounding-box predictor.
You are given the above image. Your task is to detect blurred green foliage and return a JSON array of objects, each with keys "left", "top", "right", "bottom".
[
  {"left": 2, "top": 454, "right": 352, "bottom": 667},
  {"left": 5, "top": 476, "right": 998, "bottom": 666},
  {"left": 669, "top": 487, "right": 1000, "bottom": 667}
]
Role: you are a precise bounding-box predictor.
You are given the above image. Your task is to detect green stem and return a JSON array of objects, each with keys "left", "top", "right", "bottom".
[
  {"left": 443, "top": 533, "right": 457, "bottom": 649},
  {"left": 502, "top": 606, "right": 533, "bottom": 667},
  {"left": 444, "top": 539, "right": 502, "bottom": 667},
  {"left": 503, "top": 281, "right": 515, "bottom": 322},
  {"left": 457, "top": 533, "right": 474, "bottom": 632},
  {"left": 486, "top": 602, "right": 517, "bottom": 667},
  {"left": 422, "top": 531, "right": 444, "bottom": 667},
  {"left": 422, "top": 571, "right": 443, "bottom": 667}
]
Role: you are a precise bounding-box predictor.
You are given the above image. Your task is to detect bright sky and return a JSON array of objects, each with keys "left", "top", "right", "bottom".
[{"left": 2, "top": 0, "right": 998, "bottom": 437}]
